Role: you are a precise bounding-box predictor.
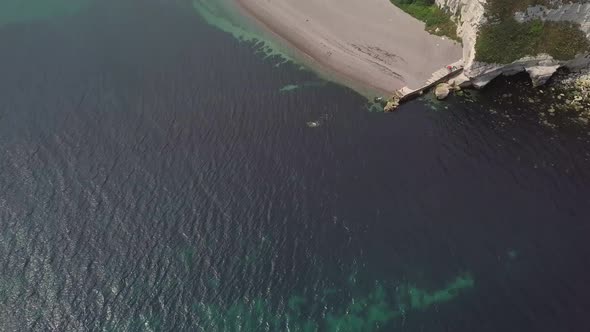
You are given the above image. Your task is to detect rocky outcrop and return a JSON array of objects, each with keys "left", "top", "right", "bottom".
[
  {"left": 525, "top": 64, "right": 562, "bottom": 87},
  {"left": 468, "top": 55, "right": 563, "bottom": 87},
  {"left": 435, "top": 0, "right": 590, "bottom": 87}
]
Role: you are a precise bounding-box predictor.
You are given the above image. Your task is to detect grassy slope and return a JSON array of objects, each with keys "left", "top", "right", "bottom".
[
  {"left": 390, "top": 0, "right": 459, "bottom": 41},
  {"left": 475, "top": 0, "right": 590, "bottom": 63}
]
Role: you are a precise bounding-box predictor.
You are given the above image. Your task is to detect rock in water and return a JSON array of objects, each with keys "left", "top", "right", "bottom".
[
  {"left": 384, "top": 99, "right": 399, "bottom": 112},
  {"left": 435, "top": 83, "right": 451, "bottom": 100},
  {"left": 526, "top": 65, "right": 561, "bottom": 87}
]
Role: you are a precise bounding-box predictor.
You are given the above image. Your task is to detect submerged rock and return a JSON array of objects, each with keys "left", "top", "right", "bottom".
[{"left": 374, "top": 96, "right": 388, "bottom": 108}]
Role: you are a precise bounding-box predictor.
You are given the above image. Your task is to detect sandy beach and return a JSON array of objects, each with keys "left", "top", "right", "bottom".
[{"left": 234, "top": 0, "right": 462, "bottom": 94}]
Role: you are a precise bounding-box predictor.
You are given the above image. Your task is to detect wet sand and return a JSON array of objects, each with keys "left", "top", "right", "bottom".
[{"left": 234, "top": 0, "right": 463, "bottom": 94}]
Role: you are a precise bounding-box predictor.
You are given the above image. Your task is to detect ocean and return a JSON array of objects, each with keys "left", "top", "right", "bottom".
[{"left": 1, "top": 0, "right": 590, "bottom": 331}]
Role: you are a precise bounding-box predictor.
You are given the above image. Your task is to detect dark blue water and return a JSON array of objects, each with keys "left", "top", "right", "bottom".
[{"left": 1, "top": 1, "right": 590, "bottom": 331}]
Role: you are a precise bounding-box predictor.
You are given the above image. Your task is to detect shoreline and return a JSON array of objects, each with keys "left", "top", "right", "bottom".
[
  {"left": 230, "top": 0, "right": 393, "bottom": 96},
  {"left": 232, "top": 0, "right": 462, "bottom": 96}
]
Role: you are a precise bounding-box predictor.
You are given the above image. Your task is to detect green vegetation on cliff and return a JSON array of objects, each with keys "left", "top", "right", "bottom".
[
  {"left": 475, "top": 0, "right": 590, "bottom": 63},
  {"left": 390, "top": 0, "right": 459, "bottom": 41}
]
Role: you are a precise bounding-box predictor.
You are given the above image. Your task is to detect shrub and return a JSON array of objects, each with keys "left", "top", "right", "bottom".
[{"left": 475, "top": 18, "right": 590, "bottom": 63}]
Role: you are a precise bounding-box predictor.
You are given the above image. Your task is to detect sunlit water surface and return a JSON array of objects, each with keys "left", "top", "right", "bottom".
[{"left": 1, "top": 1, "right": 590, "bottom": 331}]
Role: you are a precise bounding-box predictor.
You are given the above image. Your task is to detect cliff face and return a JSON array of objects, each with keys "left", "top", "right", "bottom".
[
  {"left": 436, "top": 0, "right": 590, "bottom": 87},
  {"left": 434, "top": 0, "right": 485, "bottom": 70}
]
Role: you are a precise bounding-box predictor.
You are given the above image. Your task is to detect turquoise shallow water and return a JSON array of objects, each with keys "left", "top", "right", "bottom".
[
  {"left": 190, "top": 0, "right": 382, "bottom": 98},
  {"left": 0, "top": 0, "right": 91, "bottom": 27},
  {"left": 1, "top": 0, "right": 590, "bottom": 331}
]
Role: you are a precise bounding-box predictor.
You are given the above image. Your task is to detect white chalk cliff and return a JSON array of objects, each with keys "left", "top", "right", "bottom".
[{"left": 435, "top": 0, "right": 590, "bottom": 87}]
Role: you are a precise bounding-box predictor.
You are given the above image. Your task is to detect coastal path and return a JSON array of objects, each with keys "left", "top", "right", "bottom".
[{"left": 393, "top": 59, "right": 465, "bottom": 102}]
